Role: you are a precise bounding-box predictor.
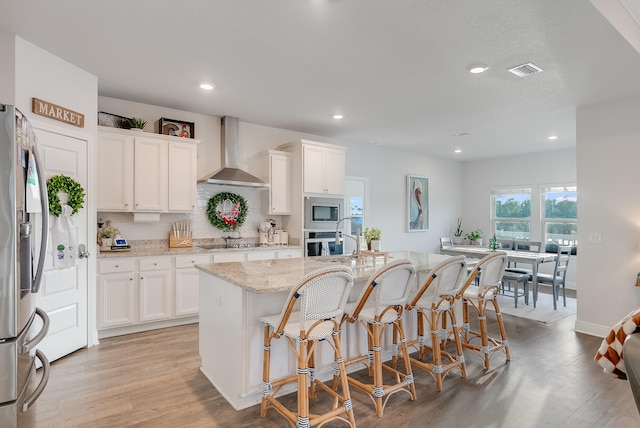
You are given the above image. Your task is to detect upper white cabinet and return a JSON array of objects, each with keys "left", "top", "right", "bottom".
[
  {"left": 268, "top": 150, "right": 291, "bottom": 214},
  {"left": 168, "top": 141, "right": 197, "bottom": 211},
  {"left": 97, "top": 132, "right": 134, "bottom": 211},
  {"left": 302, "top": 143, "right": 345, "bottom": 195},
  {"left": 97, "top": 127, "right": 199, "bottom": 213},
  {"left": 278, "top": 140, "right": 346, "bottom": 197}
]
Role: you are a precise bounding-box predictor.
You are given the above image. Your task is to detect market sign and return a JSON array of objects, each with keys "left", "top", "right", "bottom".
[{"left": 32, "top": 97, "right": 84, "bottom": 128}]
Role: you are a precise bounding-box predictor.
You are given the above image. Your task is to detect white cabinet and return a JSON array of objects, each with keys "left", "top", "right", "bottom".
[
  {"left": 97, "top": 127, "right": 199, "bottom": 213},
  {"left": 302, "top": 143, "right": 345, "bottom": 195},
  {"left": 168, "top": 141, "right": 198, "bottom": 212},
  {"left": 277, "top": 249, "right": 303, "bottom": 259},
  {"left": 138, "top": 257, "right": 172, "bottom": 322},
  {"left": 134, "top": 137, "right": 168, "bottom": 211},
  {"left": 97, "top": 259, "right": 136, "bottom": 329},
  {"left": 247, "top": 251, "right": 276, "bottom": 261},
  {"left": 268, "top": 150, "right": 291, "bottom": 214},
  {"left": 213, "top": 252, "right": 246, "bottom": 263},
  {"left": 174, "top": 255, "right": 210, "bottom": 317},
  {"left": 97, "top": 132, "right": 134, "bottom": 211}
]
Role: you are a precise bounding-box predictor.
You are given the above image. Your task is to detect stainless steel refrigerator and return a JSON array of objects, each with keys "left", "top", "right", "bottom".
[{"left": 0, "top": 104, "right": 51, "bottom": 426}]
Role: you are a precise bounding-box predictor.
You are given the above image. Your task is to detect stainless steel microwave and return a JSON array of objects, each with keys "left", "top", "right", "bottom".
[{"left": 304, "top": 197, "right": 343, "bottom": 230}]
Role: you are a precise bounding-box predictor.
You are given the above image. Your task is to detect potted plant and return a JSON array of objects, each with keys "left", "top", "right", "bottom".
[
  {"left": 364, "top": 227, "right": 381, "bottom": 251},
  {"left": 466, "top": 229, "right": 483, "bottom": 246},
  {"left": 98, "top": 220, "right": 119, "bottom": 249},
  {"left": 453, "top": 217, "right": 465, "bottom": 245},
  {"left": 129, "top": 117, "right": 147, "bottom": 131}
]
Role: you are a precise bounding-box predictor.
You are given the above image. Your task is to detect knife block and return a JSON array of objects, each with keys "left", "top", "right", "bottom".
[{"left": 169, "top": 232, "right": 193, "bottom": 248}]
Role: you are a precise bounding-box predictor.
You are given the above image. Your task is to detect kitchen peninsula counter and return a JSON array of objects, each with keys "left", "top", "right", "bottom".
[{"left": 196, "top": 251, "right": 450, "bottom": 410}]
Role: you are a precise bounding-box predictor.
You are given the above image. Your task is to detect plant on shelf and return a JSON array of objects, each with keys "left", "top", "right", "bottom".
[
  {"left": 453, "top": 217, "right": 465, "bottom": 244},
  {"left": 466, "top": 229, "right": 483, "bottom": 245},
  {"left": 364, "top": 227, "right": 381, "bottom": 251},
  {"left": 97, "top": 220, "right": 119, "bottom": 247},
  {"left": 129, "top": 117, "right": 147, "bottom": 130}
]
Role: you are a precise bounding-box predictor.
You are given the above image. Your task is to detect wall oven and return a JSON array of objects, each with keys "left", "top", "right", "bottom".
[
  {"left": 304, "top": 197, "right": 343, "bottom": 230},
  {"left": 305, "top": 232, "right": 344, "bottom": 257}
]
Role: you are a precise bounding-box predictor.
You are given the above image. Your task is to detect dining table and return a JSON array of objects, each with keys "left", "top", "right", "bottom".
[{"left": 441, "top": 246, "right": 557, "bottom": 307}]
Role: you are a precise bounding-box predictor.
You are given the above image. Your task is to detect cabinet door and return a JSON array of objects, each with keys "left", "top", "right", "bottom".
[
  {"left": 269, "top": 152, "right": 291, "bottom": 214},
  {"left": 97, "top": 272, "right": 136, "bottom": 329},
  {"left": 174, "top": 267, "right": 200, "bottom": 317},
  {"left": 139, "top": 270, "right": 172, "bottom": 322},
  {"left": 303, "top": 144, "right": 327, "bottom": 194},
  {"left": 134, "top": 137, "right": 168, "bottom": 211},
  {"left": 324, "top": 148, "right": 345, "bottom": 195},
  {"left": 97, "top": 132, "right": 134, "bottom": 211},
  {"left": 168, "top": 141, "right": 197, "bottom": 212}
]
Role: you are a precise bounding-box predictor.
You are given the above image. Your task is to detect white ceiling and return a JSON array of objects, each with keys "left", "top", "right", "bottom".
[{"left": 2, "top": 0, "right": 640, "bottom": 160}]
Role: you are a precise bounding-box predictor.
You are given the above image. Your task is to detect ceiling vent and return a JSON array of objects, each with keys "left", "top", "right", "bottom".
[{"left": 507, "top": 62, "right": 544, "bottom": 77}]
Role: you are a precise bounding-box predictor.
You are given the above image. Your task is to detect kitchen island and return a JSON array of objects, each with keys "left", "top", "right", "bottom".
[{"left": 196, "top": 251, "right": 450, "bottom": 410}]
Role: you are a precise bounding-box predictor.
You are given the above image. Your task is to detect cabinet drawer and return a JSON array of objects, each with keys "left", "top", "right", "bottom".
[
  {"left": 213, "top": 252, "right": 246, "bottom": 263},
  {"left": 139, "top": 257, "right": 171, "bottom": 271},
  {"left": 277, "top": 249, "right": 302, "bottom": 259},
  {"left": 99, "top": 259, "right": 135, "bottom": 274},
  {"left": 175, "top": 254, "right": 211, "bottom": 269}
]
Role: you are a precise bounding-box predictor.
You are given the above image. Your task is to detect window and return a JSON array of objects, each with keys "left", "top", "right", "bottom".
[
  {"left": 348, "top": 195, "right": 363, "bottom": 235},
  {"left": 542, "top": 185, "right": 577, "bottom": 251},
  {"left": 492, "top": 187, "right": 531, "bottom": 240}
]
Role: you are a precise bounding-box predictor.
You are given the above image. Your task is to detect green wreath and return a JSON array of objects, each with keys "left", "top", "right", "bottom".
[
  {"left": 207, "top": 192, "right": 248, "bottom": 231},
  {"left": 46, "top": 174, "right": 85, "bottom": 217}
]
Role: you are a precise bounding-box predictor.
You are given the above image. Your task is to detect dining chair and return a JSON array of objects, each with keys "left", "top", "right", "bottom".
[
  {"left": 506, "top": 240, "right": 542, "bottom": 275},
  {"left": 440, "top": 237, "right": 453, "bottom": 254},
  {"left": 536, "top": 245, "right": 571, "bottom": 310},
  {"left": 337, "top": 259, "right": 417, "bottom": 417},
  {"left": 498, "top": 239, "right": 514, "bottom": 250},
  {"left": 260, "top": 265, "right": 356, "bottom": 427},
  {"left": 459, "top": 251, "right": 510, "bottom": 370},
  {"left": 402, "top": 256, "right": 471, "bottom": 391}
]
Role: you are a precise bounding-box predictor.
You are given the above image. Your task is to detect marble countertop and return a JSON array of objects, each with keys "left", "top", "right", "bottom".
[
  {"left": 98, "top": 240, "right": 301, "bottom": 259},
  {"left": 196, "top": 251, "right": 451, "bottom": 294}
]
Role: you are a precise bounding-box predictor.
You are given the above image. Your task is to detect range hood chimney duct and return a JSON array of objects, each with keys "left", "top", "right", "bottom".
[{"left": 199, "top": 116, "right": 269, "bottom": 188}]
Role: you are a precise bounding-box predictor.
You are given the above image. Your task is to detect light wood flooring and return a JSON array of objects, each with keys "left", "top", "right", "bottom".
[{"left": 20, "top": 307, "right": 640, "bottom": 428}]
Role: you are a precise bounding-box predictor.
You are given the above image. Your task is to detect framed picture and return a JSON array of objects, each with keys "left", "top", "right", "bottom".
[
  {"left": 159, "top": 117, "right": 195, "bottom": 139},
  {"left": 407, "top": 175, "right": 429, "bottom": 231},
  {"left": 98, "top": 111, "right": 131, "bottom": 129}
]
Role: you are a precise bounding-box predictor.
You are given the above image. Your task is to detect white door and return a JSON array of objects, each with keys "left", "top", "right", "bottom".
[{"left": 36, "top": 128, "right": 89, "bottom": 362}]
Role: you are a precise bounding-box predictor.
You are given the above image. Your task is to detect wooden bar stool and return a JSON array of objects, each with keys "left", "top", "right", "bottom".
[
  {"left": 260, "top": 265, "right": 356, "bottom": 427},
  {"left": 336, "top": 259, "right": 417, "bottom": 417},
  {"left": 402, "top": 256, "right": 470, "bottom": 391},
  {"left": 460, "top": 251, "right": 510, "bottom": 370}
]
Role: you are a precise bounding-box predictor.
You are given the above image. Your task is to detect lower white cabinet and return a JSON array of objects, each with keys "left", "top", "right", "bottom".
[{"left": 97, "top": 248, "right": 302, "bottom": 337}]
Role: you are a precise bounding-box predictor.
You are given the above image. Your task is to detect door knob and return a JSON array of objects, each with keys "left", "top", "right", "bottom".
[{"left": 78, "top": 244, "right": 90, "bottom": 259}]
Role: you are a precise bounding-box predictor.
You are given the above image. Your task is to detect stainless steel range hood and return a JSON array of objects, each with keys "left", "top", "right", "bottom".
[{"left": 199, "top": 116, "right": 269, "bottom": 188}]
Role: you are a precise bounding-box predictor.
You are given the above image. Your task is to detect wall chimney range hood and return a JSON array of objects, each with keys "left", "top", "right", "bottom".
[{"left": 199, "top": 116, "right": 269, "bottom": 188}]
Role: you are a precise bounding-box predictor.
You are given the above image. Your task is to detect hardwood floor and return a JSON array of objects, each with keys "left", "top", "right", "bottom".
[{"left": 20, "top": 311, "right": 640, "bottom": 428}]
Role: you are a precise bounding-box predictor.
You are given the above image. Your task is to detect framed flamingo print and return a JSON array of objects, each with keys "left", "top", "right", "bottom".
[{"left": 407, "top": 175, "right": 429, "bottom": 231}]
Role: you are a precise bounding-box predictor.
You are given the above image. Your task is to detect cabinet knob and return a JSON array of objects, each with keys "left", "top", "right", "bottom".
[
  {"left": 115, "top": 265, "right": 119, "bottom": 268},
  {"left": 124, "top": 203, "right": 128, "bottom": 207},
  {"left": 140, "top": 277, "right": 144, "bottom": 280},
  {"left": 153, "top": 263, "right": 157, "bottom": 266},
  {"left": 129, "top": 278, "right": 133, "bottom": 281}
]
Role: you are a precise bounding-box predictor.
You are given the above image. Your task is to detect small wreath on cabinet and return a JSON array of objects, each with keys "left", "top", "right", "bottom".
[
  {"left": 46, "top": 174, "right": 85, "bottom": 217},
  {"left": 207, "top": 192, "right": 248, "bottom": 231}
]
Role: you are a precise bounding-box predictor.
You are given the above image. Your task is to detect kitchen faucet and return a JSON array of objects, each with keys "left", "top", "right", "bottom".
[{"left": 335, "top": 217, "right": 361, "bottom": 258}]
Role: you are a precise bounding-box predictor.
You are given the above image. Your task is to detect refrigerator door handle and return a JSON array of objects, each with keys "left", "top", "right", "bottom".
[
  {"left": 21, "top": 308, "right": 50, "bottom": 354},
  {"left": 31, "top": 145, "right": 49, "bottom": 294},
  {"left": 21, "top": 349, "right": 50, "bottom": 412}
]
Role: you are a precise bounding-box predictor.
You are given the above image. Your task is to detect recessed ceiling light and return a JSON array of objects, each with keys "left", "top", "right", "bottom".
[
  {"left": 548, "top": 135, "right": 558, "bottom": 140},
  {"left": 454, "top": 149, "right": 462, "bottom": 153},
  {"left": 200, "top": 83, "right": 214, "bottom": 90},
  {"left": 333, "top": 114, "right": 344, "bottom": 120},
  {"left": 467, "top": 63, "right": 489, "bottom": 74}
]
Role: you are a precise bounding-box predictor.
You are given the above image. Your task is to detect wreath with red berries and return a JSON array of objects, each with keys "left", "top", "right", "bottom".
[{"left": 206, "top": 192, "right": 248, "bottom": 231}]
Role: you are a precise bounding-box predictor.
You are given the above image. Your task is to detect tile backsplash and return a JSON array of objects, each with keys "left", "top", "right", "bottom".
[{"left": 98, "top": 184, "right": 284, "bottom": 241}]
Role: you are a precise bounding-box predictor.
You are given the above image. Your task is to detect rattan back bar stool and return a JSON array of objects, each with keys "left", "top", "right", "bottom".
[
  {"left": 335, "top": 259, "right": 417, "bottom": 417},
  {"left": 402, "top": 256, "right": 470, "bottom": 391},
  {"left": 260, "top": 265, "right": 356, "bottom": 427},
  {"left": 459, "top": 251, "right": 510, "bottom": 370}
]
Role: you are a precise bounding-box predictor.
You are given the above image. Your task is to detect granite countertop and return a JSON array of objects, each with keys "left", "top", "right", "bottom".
[
  {"left": 97, "top": 239, "right": 301, "bottom": 259},
  {"left": 196, "top": 251, "right": 451, "bottom": 294}
]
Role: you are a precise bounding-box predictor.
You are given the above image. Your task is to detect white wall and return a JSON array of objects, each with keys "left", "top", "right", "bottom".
[
  {"left": 576, "top": 95, "right": 640, "bottom": 337},
  {"left": 0, "top": 33, "right": 15, "bottom": 104}
]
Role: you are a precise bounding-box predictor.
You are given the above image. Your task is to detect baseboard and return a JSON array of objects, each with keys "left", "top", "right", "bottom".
[{"left": 574, "top": 319, "right": 609, "bottom": 338}]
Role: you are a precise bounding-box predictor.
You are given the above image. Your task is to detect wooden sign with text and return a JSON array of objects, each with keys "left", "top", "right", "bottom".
[{"left": 32, "top": 98, "right": 84, "bottom": 128}]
